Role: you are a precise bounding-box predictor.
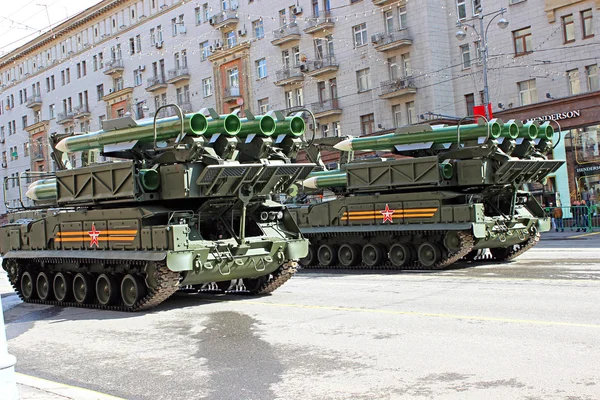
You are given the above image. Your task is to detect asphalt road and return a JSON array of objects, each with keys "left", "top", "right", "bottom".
[{"left": 3, "top": 235, "right": 600, "bottom": 400}]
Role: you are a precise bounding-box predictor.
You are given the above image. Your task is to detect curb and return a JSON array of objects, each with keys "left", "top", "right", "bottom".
[{"left": 16, "top": 373, "right": 124, "bottom": 400}]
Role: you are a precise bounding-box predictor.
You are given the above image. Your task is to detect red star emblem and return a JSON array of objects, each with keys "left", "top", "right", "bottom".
[
  {"left": 381, "top": 204, "right": 395, "bottom": 223},
  {"left": 88, "top": 223, "right": 101, "bottom": 248}
]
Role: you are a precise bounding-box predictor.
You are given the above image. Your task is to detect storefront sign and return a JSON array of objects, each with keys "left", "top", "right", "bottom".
[
  {"left": 528, "top": 110, "right": 581, "bottom": 122},
  {"left": 575, "top": 164, "right": 600, "bottom": 174}
]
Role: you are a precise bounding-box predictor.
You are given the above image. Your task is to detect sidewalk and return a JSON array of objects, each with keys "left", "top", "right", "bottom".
[
  {"left": 541, "top": 229, "right": 600, "bottom": 240},
  {"left": 16, "top": 373, "right": 124, "bottom": 400}
]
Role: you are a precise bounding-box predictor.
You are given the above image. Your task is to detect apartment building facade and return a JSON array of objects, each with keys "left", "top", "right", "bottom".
[{"left": 0, "top": 0, "right": 598, "bottom": 216}]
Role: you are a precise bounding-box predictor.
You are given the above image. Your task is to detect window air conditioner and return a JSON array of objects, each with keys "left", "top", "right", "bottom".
[{"left": 292, "top": 6, "right": 302, "bottom": 15}]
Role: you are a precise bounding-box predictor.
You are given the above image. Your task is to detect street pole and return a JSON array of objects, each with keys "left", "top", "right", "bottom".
[
  {"left": 0, "top": 294, "right": 18, "bottom": 400},
  {"left": 480, "top": 13, "right": 490, "bottom": 120}
]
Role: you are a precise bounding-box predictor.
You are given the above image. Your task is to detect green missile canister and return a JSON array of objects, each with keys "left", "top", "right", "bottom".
[
  {"left": 501, "top": 121, "right": 520, "bottom": 139},
  {"left": 538, "top": 121, "right": 554, "bottom": 140},
  {"left": 26, "top": 183, "right": 57, "bottom": 201},
  {"left": 303, "top": 173, "right": 347, "bottom": 189},
  {"left": 519, "top": 121, "right": 539, "bottom": 140},
  {"left": 55, "top": 110, "right": 243, "bottom": 153},
  {"left": 334, "top": 120, "right": 503, "bottom": 152},
  {"left": 237, "top": 112, "right": 277, "bottom": 137},
  {"left": 273, "top": 116, "right": 306, "bottom": 137}
]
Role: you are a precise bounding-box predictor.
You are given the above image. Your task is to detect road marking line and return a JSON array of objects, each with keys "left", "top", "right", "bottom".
[
  {"left": 15, "top": 373, "right": 125, "bottom": 400},
  {"left": 200, "top": 299, "right": 600, "bottom": 329},
  {"left": 568, "top": 231, "right": 600, "bottom": 239}
]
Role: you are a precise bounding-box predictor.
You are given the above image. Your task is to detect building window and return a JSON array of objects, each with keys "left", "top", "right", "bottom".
[
  {"left": 472, "top": 0, "right": 481, "bottom": 15},
  {"left": 465, "top": 93, "right": 475, "bottom": 116},
  {"left": 226, "top": 31, "right": 237, "bottom": 48},
  {"left": 136, "top": 35, "right": 142, "bottom": 53},
  {"left": 172, "top": 18, "right": 178, "bottom": 36},
  {"left": 134, "top": 69, "right": 143, "bottom": 86},
  {"left": 96, "top": 84, "right": 104, "bottom": 100},
  {"left": 384, "top": 10, "right": 394, "bottom": 33},
  {"left": 49, "top": 104, "right": 55, "bottom": 119},
  {"left": 392, "top": 105, "right": 402, "bottom": 127},
  {"left": 406, "top": 101, "right": 415, "bottom": 124},
  {"left": 203, "top": 4, "right": 209, "bottom": 22},
  {"left": 356, "top": 68, "right": 371, "bottom": 92},
  {"left": 456, "top": 0, "right": 466, "bottom": 20},
  {"left": 360, "top": 114, "right": 374, "bottom": 135},
  {"left": 460, "top": 44, "right": 471, "bottom": 69},
  {"left": 200, "top": 41, "right": 210, "bottom": 60},
  {"left": 258, "top": 98, "right": 269, "bottom": 114},
  {"left": 401, "top": 53, "right": 411, "bottom": 76},
  {"left": 398, "top": 6, "right": 407, "bottom": 29},
  {"left": 253, "top": 19, "right": 264, "bottom": 39},
  {"left": 321, "top": 124, "right": 330, "bottom": 138},
  {"left": 567, "top": 69, "right": 580, "bottom": 95},
  {"left": 202, "top": 77, "right": 212, "bottom": 97},
  {"left": 114, "top": 77, "right": 124, "bottom": 91},
  {"left": 23, "top": 142, "right": 29, "bottom": 157},
  {"left": 513, "top": 27, "right": 532, "bottom": 55},
  {"left": 518, "top": 79, "right": 537, "bottom": 106},
  {"left": 586, "top": 65, "right": 599, "bottom": 91},
  {"left": 295, "top": 88, "right": 304, "bottom": 106},
  {"left": 285, "top": 91, "right": 293, "bottom": 108},
  {"left": 195, "top": 7, "right": 202, "bottom": 25},
  {"left": 129, "top": 38, "right": 136, "bottom": 55},
  {"left": 256, "top": 58, "right": 267, "bottom": 79},
  {"left": 582, "top": 9, "right": 594, "bottom": 39},
  {"left": 353, "top": 23, "right": 368, "bottom": 47},
  {"left": 228, "top": 68, "right": 239, "bottom": 88},
  {"left": 562, "top": 14, "right": 575, "bottom": 43},
  {"left": 333, "top": 121, "right": 341, "bottom": 137}
]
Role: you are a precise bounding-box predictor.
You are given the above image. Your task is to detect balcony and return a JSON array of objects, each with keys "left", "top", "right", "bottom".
[
  {"left": 145, "top": 76, "right": 168, "bottom": 92},
  {"left": 271, "top": 23, "right": 301, "bottom": 46},
  {"left": 56, "top": 111, "right": 74, "bottom": 125},
  {"left": 207, "top": 41, "right": 251, "bottom": 62},
  {"left": 166, "top": 67, "right": 190, "bottom": 84},
  {"left": 210, "top": 9, "right": 238, "bottom": 30},
  {"left": 223, "top": 86, "right": 241, "bottom": 102},
  {"left": 26, "top": 95, "right": 42, "bottom": 108},
  {"left": 373, "top": 0, "right": 405, "bottom": 5},
  {"left": 310, "top": 98, "right": 342, "bottom": 119},
  {"left": 103, "top": 58, "right": 124, "bottom": 75},
  {"left": 73, "top": 105, "right": 91, "bottom": 119},
  {"left": 379, "top": 77, "right": 417, "bottom": 99},
  {"left": 274, "top": 67, "right": 304, "bottom": 86},
  {"left": 302, "top": 57, "right": 339, "bottom": 77},
  {"left": 371, "top": 29, "right": 413, "bottom": 51},
  {"left": 177, "top": 101, "right": 194, "bottom": 113},
  {"left": 304, "top": 11, "right": 335, "bottom": 34}
]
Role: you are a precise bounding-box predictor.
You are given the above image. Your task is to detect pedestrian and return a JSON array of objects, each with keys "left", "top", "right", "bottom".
[
  {"left": 580, "top": 199, "right": 590, "bottom": 232},
  {"left": 571, "top": 200, "right": 580, "bottom": 231},
  {"left": 548, "top": 202, "right": 556, "bottom": 230},
  {"left": 553, "top": 206, "right": 564, "bottom": 232}
]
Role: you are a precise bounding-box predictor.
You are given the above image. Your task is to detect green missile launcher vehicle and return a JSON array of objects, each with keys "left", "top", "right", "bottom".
[
  {"left": 289, "top": 118, "right": 563, "bottom": 270},
  {"left": 1, "top": 106, "right": 314, "bottom": 311}
]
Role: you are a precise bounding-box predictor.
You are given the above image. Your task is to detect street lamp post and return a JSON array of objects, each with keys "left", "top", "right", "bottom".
[{"left": 455, "top": 7, "right": 509, "bottom": 119}]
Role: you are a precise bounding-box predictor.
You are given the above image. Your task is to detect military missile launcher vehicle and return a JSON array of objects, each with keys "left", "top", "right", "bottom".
[
  {"left": 1, "top": 106, "right": 314, "bottom": 311},
  {"left": 289, "top": 118, "right": 563, "bottom": 270}
]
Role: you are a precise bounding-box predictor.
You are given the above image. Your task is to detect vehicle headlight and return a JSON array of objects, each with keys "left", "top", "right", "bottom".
[
  {"left": 260, "top": 211, "right": 269, "bottom": 221},
  {"left": 277, "top": 211, "right": 284, "bottom": 220}
]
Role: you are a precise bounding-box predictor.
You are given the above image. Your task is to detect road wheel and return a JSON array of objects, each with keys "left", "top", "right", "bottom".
[
  {"left": 73, "top": 273, "right": 95, "bottom": 304},
  {"left": 317, "top": 244, "right": 337, "bottom": 267},
  {"left": 96, "top": 274, "right": 119, "bottom": 306},
  {"left": 20, "top": 271, "right": 37, "bottom": 301},
  {"left": 338, "top": 244, "right": 360, "bottom": 267},
  {"left": 362, "top": 243, "right": 384, "bottom": 267},
  {"left": 53, "top": 273, "right": 72, "bottom": 302},
  {"left": 36, "top": 272, "right": 52, "bottom": 301},
  {"left": 418, "top": 242, "right": 442, "bottom": 268},
  {"left": 443, "top": 231, "right": 463, "bottom": 253},
  {"left": 389, "top": 243, "right": 413, "bottom": 268},
  {"left": 121, "top": 274, "right": 146, "bottom": 308},
  {"left": 243, "top": 276, "right": 269, "bottom": 294},
  {"left": 490, "top": 247, "right": 512, "bottom": 261},
  {"left": 299, "top": 245, "right": 317, "bottom": 267}
]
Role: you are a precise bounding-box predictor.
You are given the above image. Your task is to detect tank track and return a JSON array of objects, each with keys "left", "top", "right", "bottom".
[
  {"left": 302, "top": 230, "right": 474, "bottom": 271},
  {"left": 199, "top": 262, "right": 297, "bottom": 294},
  {"left": 4, "top": 257, "right": 180, "bottom": 312},
  {"left": 463, "top": 231, "right": 541, "bottom": 263},
  {"left": 255, "top": 261, "right": 297, "bottom": 294}
]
